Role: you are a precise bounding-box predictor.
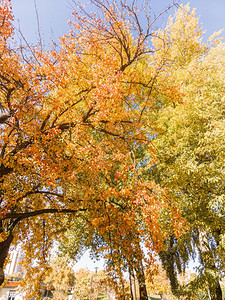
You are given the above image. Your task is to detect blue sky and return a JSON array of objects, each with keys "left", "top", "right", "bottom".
[{"left": 11, "top": 0, "right": 225, "bottom": 46}]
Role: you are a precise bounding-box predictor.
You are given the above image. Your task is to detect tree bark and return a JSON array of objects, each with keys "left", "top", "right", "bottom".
[
  {"left": 208, "top": 277, "right": 222, "bottom": 300},
  {"left": 129, "top": 266, "right": 134, "bottom": 300},
  {"left": 135, "top": 263, "right": 148, "bottom": 300},
  {"left": 199, "top": 231, "right": 223, "bottom": 300},
  {"left": 0, "top": 232, "right": 13, "bottom": 285}
]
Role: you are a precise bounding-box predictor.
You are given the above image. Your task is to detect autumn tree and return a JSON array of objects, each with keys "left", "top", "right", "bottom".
[
  {"left": 56, "top": 4, "right": 225, "bottom": 299},
  {"left": 71, "top": 268, "right": 109, "bottom": 300},
  {"left": 42, "top": 256, "right": 75, "bottom": 300},
  {"left": 0, "top": 0, "right": 183, "bottom": 297},
  {"left": 143, "top": 4, "right": 225, "bottom": 299},
  {"left": 145, "top": 263, "right": 175, "bottom": 299},
  {"left": 3, "top": 1, "right": 223, "bottom": 299}
]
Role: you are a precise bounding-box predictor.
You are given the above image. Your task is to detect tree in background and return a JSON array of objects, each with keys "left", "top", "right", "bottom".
[
  {"left": 145, "top": 264, "right": 173, "bottom": 299},
  {"left": 72, "top": 268, "right": 109, "bottom": 300},
  {"left": 143, "top": 4, "right": 225, "bottom": 299},
  {"left": 42, "top": 257, "right": 75, "bottom": 300},
  {"left": 24, "top": 254, "right": 110, "bottom": 300}
]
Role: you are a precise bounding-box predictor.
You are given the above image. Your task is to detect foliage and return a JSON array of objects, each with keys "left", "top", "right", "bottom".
[
  {"left": 144, "top": 3, "right": 225, "bottom": 299},
  {"left": 146, "top": 264, "right": 173, "bottom": 298},
  {"left": 43, "top": 257, "right": 75, "bottom": 300},
  {"left": 0, "top": 1, "right": 182, "bottom": 297},
  {"left": 0, "top": 0, "right": 224, "bottom": 298},
  {"left": 72, "top": 268, "right": 109, "bottom": 300}
]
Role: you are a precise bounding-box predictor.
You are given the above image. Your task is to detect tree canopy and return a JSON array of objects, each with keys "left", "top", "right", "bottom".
[
  {"left": 143, "top": 5, "right": 225, "bottom": 299},
  {"left": 0, "top": 0, "right": 224, "bottom": 299}
]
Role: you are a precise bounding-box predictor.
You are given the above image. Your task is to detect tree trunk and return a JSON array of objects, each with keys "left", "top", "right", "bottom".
[
  {"left": 0, "top": 232, "right": 13, "bottom": 285},
  {"left": 135, "top": 263, "right": 148, "bottom": 300},
  {"left": 159, "top": 235, "right": 179, "bottom": 296},
  {"left": 129, "top": 266, "right": 134, "bottom": 300},
  {"left": 208, "top": 277, "right": 223, "bottom": 300},
  {"left": 199, "top": 231, "right": 223, "bottom": 300}
]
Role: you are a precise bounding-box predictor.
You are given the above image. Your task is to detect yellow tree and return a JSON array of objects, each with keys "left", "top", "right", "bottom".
[
  {"left": 43, "top": 257, "right": 75, "bottom": 300},
  {"left": 72, "top": 268, "right": 109, "bottom": 300},
  {"left": 146, "top": 264, "right": 174, "bottom": 299},
  {"left": 144, "top": 4, "right": 225, "bottom": 299}
]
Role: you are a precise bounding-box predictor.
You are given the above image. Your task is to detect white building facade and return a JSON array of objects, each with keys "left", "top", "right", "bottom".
[{"left": 0, "top": 250, "right": 25, "bottom": 300}]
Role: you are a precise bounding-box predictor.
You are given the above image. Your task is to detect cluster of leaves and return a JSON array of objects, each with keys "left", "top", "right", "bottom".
[{"left": 72, "top": 268, "right": 109, "bottom": 299}]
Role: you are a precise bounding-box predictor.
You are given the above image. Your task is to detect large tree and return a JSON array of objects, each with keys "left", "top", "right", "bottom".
[
  {"left": 144, "top": 4, "right": 225, "bottom": 299},
  {"left": 0, "top": 1, "right": 182, "bottom": 296}
]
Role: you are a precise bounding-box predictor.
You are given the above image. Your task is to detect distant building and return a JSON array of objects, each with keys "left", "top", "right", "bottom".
[
  {"left": 5, "top": 250, "right": 25, "bottom": 278},
  {"left": 0, "top": 249, "right": 25, "bottom": 300},
  {"left": 1, "top": 249, "right": 52, "bottom": 299},
  {"left": 0, "top": 282, "right": 24, "bottom": 300}
]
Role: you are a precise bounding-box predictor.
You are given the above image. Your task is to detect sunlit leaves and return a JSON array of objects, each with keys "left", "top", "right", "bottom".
[
  {"left": 146, "top": 4, "right": 225, "bottom": 297},
  {"left": 2, "top": 1, "right": 222, "bottom": 297}
]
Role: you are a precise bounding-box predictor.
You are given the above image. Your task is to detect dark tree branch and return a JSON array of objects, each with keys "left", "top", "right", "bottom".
[
  {"left": 0, "top": 112, "right": 11, "bottom": 124},
  {"left": 5, "top": 208, "right": 87, "bottom": 223}
]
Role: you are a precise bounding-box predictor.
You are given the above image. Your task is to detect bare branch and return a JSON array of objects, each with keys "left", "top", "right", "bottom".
[{"left": 33, "top": 0, "right": 43, "bottom": 52}]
